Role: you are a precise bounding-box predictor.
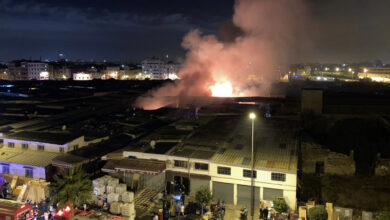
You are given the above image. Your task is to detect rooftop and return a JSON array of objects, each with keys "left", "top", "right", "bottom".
[
  {"left": 0, "top": 147, "right": 62, "bottom": 167},
  {"left": 4, "top": 131, "right": 81, "bottom": 145}
]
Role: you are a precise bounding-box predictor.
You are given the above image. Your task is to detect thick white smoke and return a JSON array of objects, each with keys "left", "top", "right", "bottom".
[{"left": 135, "top": 0, "right": 310, "bottom": 110}]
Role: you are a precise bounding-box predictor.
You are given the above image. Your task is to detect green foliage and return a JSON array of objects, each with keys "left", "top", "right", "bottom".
[
  {"left": 308, "top": 206, "right": 328, "bottom": 220},
  {"left": 195, "top": 188, "right": 213, "bottom": 206},
  {"left": 273, "top": 198, "right": 288, "bottom": 213},
  {"left": 49, "top": 166, "right": 93, "bottom": 209},
  {"left": 378, "top": 211, "right": 390, "bottom": 220}
]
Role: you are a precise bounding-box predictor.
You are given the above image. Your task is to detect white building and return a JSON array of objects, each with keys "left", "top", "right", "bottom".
[
  {"left": 73, "top": 73, "right": 92, "bottom": 81},
  {"left": 141, "top": 59, "right": 180, "bottom": 80},
  {"left": 0, "top": 131, "right": 106, "bottom": 180},
  {"left": 102, "top": 116, "right": 298, "bottom": 210},
  {"left": 27, "top": 62, "right": 48, "bottom": 80}
]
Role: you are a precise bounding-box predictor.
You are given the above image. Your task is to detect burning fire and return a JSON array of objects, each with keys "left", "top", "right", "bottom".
[{"left": 209, "top": 82, "right": 233, "bottom": 97}]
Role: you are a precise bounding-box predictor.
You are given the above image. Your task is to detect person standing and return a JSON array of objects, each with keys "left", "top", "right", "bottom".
[
  {"left": 263, "top": 208, "right": 268, "bottom": 220},
  {"left": 175, "top": 203, "right": 179, "bottom": 217},
  {"left": 180, "top": 204, "right": 185, "bottom": 216}
]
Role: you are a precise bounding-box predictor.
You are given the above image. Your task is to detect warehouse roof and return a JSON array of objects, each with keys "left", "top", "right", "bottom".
[
  {"left": 0, "top": 148, "right": 61, "bottom": 167},
  {"left": 5, "top": 131, "right": 81, "bottom": 145}
]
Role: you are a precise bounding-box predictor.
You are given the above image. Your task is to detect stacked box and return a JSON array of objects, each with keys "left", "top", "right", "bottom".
[
  {"left": 110, "top": 202, "right": 123, "bottom": 215},
  {"left": 106, "top": 183, "right": 117, "bottom": 194},
  {"left": 107, "top": 193, "right": 120, "bottom": 204},
  {"left": 121, "top": 191, "right": 134, "bottom": 203},
  {"left": 94, "top": 185, "right": 105, "bottom": 196},
  {"left": 121, "top": 202, "right": 136, "bottom": 218},
  {"left": 115, "top": 184, "right": 127, "bottom": 194}
]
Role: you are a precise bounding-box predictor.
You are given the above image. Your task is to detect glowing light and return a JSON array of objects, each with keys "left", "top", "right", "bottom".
[
  {"left": 364, "top": 68, "right": 368, "bottom": 73},
  {"left": 65, "top": 206, "right": 71, "bottom": 212},
  {"left": 168, "top": 73, "right": 179, "bottom": 80},
  {"left": 348, "top": 68, "right": 352, "bottom": 72},
  {"left": 57, "top": 210, "right": 64, "bottom": 216},
  {"left": 249, "top": 113, "right": 256, "bottom": 119},
  {"left": 335, "top": 67, "right": 339, "bottom": 72},
  {"left": 209, "top": 82, "right": 233, "bottom": 97}
]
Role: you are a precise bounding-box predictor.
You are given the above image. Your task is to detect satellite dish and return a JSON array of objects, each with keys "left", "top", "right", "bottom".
[{"left": 150, "top": 140, "right": 156, "bottom": 149}]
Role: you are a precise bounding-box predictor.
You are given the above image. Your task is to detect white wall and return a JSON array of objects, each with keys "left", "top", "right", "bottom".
[
  {"left": 120, "top": 151, "right": 297, "bottom": 209},
  {"left": 0, "top": 163, "right": 46, "bottom": 179},
  {"left": 2, "top": 135, "right": 92, "bottom": 153}
]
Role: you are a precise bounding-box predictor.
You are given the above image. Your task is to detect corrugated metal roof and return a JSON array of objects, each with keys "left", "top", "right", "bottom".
[{"left": 0, "top": 148, "right": 61, "bottom": 167}]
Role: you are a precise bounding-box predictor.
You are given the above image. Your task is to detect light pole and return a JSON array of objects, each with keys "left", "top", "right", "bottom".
[{"left": 249, "top": 112, "right": 256, "bottom": 220}]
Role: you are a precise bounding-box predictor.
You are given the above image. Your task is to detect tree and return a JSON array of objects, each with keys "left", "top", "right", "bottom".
[
  {"left": 308, "top": 206, "right": 328, "bottom": 220},
  {"left": 378, "top": 211, "right": 390, "bottom": 220},
  {"left": 49, "top": 166, "right": 93, "bottom": 219},
  {"left": 195, "top": 188, "right": 213, "bottom": 215},
  {"left": 273, "top": 198, "right": 288, "bottom": 213}
]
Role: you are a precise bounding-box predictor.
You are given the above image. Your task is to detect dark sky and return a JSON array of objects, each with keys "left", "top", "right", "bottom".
[{"left": 1, "top": 0, "right": 390, "bottom": 63}]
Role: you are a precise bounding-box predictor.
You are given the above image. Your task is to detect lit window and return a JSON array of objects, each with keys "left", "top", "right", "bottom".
[
  {"left": 25, "top": 168, "right": 33, "bottom": 178},
  {"left": 8, "top": 142, "right": 15, "bottom": 148},
  {"left": 2, "top": 165, "right": 10, "bottom": 174},
  {"left": 174, "top": 160, "right": 188, "bottom": 168},
  {"left": 271, "top": 173, "right": 286, "bottom": 182},
  {"left": 243, "top": 169, "right": 257, "bottom": 178},
  {"left": 22, "top": 143, "right": 28, "bottom": 150},
  {"left": 195, "top": 163, "right": 209, "bottom": 171},
  {"left": 37, "top": 145, "right": 44, "bottom": 151},
  {"left": 217, "top": 166, "right": 231, "bottom": 175}
]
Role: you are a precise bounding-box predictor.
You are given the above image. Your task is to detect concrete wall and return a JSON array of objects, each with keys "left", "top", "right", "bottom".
[
  {"left": 0, "top": 162, "right": 46, "bottom": 179},
  {"left": 1, "top": 135, "right": 104, "bottom": 153},
  {"left": 121, "top": 151, "right": 297, "bottom": 210}
]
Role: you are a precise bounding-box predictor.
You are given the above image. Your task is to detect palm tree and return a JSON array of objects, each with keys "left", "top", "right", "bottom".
[{"left": 49, "top": 166, "right": 93, "bottom": 219}]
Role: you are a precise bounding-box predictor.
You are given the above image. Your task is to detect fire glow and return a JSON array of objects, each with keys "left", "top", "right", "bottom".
[{"left": 209, "top": 82, "right": 233, "bottom": 97}]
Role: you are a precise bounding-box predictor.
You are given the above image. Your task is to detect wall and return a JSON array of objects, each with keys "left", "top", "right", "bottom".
[
  {"left": 121, "top": 151, "right": 297, "bottom": 210},
  {"left": 0, "top": 163, "right": 46, "bottom": 179}
]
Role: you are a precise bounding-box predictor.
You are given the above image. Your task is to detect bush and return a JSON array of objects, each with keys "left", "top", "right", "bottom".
[
  {"left": 273, "top": 198, "right": 288, "bottom": 213},
  {"left": 195, "top": 188, "right": 213, "bottom": 206},
  {"left": 378, "top": 211, "right": 390, "bottom": 220},
  {"left": 308, "top": 206, "right": 328, "bottom": 220}
]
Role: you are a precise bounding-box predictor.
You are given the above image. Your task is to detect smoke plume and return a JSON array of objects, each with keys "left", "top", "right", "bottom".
[{"left": 135, "top": 0, "right": 310, "bottom": 110}]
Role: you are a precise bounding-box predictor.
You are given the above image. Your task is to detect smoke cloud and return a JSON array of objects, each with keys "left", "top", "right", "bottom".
[{"left": 135, "top": 0, "right": 310, "bottom": 110}]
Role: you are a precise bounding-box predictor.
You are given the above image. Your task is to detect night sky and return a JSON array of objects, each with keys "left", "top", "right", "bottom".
[{"left": 1, "top": 0, "right": 390, "bottom": 63}]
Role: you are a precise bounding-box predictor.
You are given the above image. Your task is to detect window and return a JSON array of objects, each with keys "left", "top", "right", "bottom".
[
  {"left": 37, "top": 145, "right": 44, "bottom": 151},
  {"left": 59, "top": 147, "right": 65, "bottom": 153},
  {"left": 243, "top": 169, "right": 257, "bottom": 178},
  {"left": 2, "top": 165, "right": 10, "bottom": 174},
  {"left": 271, "top": 173, "right": 286, "bottom": 182},
  {"left": 0, "top": 139, "right": 3, "bottom": 144},
  {"left": 22, "top": 143, "right": 28, "bottom": 150},
  {"left": 195, "top": 163, "right": 209, "bottom": 171},
  {"left": 73, "top": 145, "right": 79, "bottom": 151},
  {"left": 174, "top": 160, "right": 188, "bottom": 168},
  {"left": 8, "top": 142, "right": 14, "bottom": 148},
  {"left": 217, "top": 166, "right": 231, "bottom": 175},
  {"left": 25, "top": 168, "right": 33, "bottom": 178}
]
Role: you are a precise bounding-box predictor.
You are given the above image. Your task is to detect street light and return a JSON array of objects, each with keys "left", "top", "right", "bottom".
[{"left": 249, "top": 112, "right": 256, "bottom": 220}]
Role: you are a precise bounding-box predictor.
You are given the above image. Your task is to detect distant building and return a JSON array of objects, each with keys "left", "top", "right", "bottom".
[
  {"left": 358, "top": 67, "right": 390, "bottom": 82},
  {"left": 73, "top": 73, "right": 92, "bottom": 81},
  {"left": 27, "top": 62, "right": 48, "bottom": 80},
  {"left": 141, "top": 58, "right": 180, "bottom": 80},
  {"left": 0, "top": 66, "right": 8, "bottom": 80},
  {"left": 7, "top": 61, "right": 28, "bottom": 80}
]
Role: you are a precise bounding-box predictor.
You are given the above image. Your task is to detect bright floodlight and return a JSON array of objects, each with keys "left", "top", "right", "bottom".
[{"left": 249, "top": 113, "right": 256, "bottom": 119}]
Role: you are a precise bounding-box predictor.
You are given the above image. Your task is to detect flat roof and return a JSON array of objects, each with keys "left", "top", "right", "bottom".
[
  {"left": 5, "top": 131, "right": 81, "bottom": 145},
  {"left": 0, "top": 147, "right": 62, "bottom": 167},
  {"left": 118, "top": 115, "right": 298, "bottom": 172}
]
